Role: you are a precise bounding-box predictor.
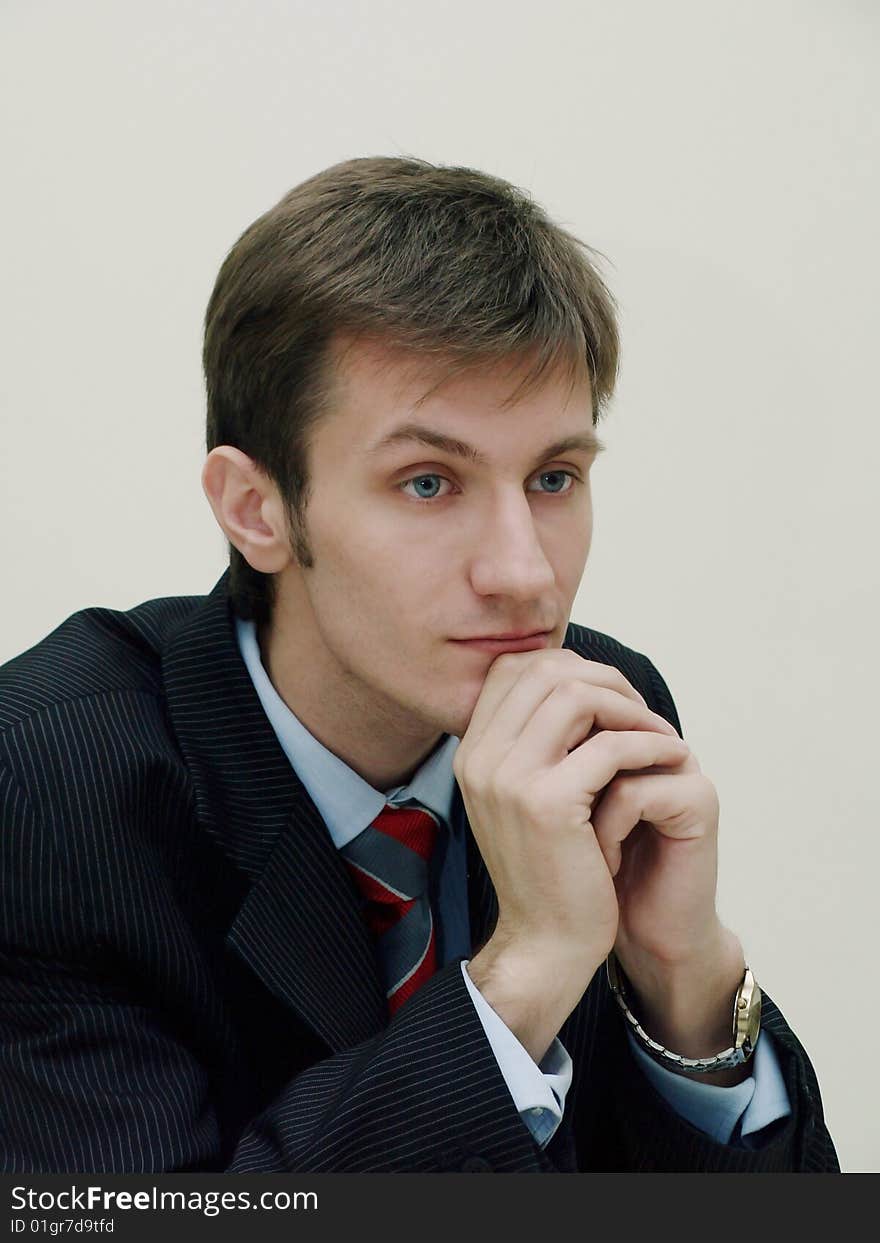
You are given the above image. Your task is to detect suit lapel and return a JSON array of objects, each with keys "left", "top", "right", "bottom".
[
  {"left": 225, "top": 789, "right": 388, "bottom": 1052},
  {"left": 161, "top": 575, "right": 387, "bottom": 1053}
]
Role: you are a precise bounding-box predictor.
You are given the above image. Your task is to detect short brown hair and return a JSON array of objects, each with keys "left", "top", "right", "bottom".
[{"left": 203, "top": 155, "right": 621, "bottom": 624}]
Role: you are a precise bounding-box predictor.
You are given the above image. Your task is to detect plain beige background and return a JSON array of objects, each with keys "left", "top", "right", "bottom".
[{"left": 1, "top": 0, "right": 877, "bottom": 1171}]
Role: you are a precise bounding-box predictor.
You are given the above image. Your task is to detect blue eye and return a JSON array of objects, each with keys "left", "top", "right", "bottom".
[
  {"left": 535, "top": 471, "right": 574, "bottom": 495},
  {"left": 399, "top": 471, "right": 579, "bottom": 503},
  {"left": 407, "top": 475, "right": 446, "bottom": 500}
]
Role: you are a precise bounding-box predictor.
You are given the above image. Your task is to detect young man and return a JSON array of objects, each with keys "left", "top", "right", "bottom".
[{"left": 0, "top": 157, "right": 837, "bottom": 1172}]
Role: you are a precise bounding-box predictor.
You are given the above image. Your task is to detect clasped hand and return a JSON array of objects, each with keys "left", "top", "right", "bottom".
[{"left": 454, "top": 648, "right": 727, "bottom": 985}]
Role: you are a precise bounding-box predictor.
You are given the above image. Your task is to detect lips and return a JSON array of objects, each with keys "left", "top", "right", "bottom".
[
  {"left": 470, "top": 631, "right": 550, "bottom": 640},
  {"left": 452, "top": 632, "right": 552, "bottom": 653}
]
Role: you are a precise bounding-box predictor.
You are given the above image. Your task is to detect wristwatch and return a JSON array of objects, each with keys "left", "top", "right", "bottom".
[{"left": 605, "top": 951, "right": 762, "bottom": 1073}]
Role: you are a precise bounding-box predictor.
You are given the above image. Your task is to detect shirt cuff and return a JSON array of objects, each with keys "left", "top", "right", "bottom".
[
  {"left": 626, "top": 1027, "right": 792, "bottom": 1146},
  {"left": 461, "top": 959, "right": 573, "bottom": 1148}
]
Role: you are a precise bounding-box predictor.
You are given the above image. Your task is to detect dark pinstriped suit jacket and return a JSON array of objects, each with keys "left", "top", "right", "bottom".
[{"left": 0, "top": 573, "right": 839, "bottom": 1172}]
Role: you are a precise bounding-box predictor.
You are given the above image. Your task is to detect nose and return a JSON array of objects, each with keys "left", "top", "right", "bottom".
[{"left": 467, "top": 489, "right": 557, "bottom": 601}]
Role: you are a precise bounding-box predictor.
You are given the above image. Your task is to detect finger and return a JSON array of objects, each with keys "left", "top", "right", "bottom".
[
  {"left": 463, "top": 649, "right": 658, "bottom": 755},
  {"left": 592, "top": 768, "right": 712, "bottom": 876},
  {"left": 550, "top": 729, "right": 690, "bottom": 805},
  {"left": 486, "top": 679, "right": 682, "bottom": 775},
  {"left": 463, "top": 650, "right": 651, "bottom": 748}
]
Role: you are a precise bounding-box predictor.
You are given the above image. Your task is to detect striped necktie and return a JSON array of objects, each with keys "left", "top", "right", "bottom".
[{"left": 341, "top": 803, "right": 440, "bottom": 1016}]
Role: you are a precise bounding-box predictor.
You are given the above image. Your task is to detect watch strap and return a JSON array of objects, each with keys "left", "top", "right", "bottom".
[{"left": 606, "top": 952, "right": 762, "bottom": 1073}]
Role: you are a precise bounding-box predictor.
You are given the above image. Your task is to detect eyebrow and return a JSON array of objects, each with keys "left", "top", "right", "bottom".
[{"left": 365, "top": 422, "right": 606, "bottom": 468}]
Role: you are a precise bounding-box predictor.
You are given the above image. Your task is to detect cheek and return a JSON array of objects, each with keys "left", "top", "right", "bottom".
[
  {"left": 548, "top": 515, "right": 591, "bottom": 571},
  {"left": 323, "top": 504, "right": 451, "bottom": 594},
  {"left": 316, "top": 541, "right": 417, "bottom": 630}
]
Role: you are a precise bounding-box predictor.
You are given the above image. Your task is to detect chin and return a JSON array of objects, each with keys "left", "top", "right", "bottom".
[
  {"left": 437, "top": 695, "right": 481, "bottom": 742},
  {"left": 395, "top": 669, "right": 482, "bottom": 741}
]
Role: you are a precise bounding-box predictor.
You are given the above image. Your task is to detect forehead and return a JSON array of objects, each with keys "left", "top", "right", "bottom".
[{"left": 323, "top": 332, "right": 594, "bottom": 444}]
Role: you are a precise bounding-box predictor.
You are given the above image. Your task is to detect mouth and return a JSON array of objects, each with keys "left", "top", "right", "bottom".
[{"left": 450, "top": 632, "right": 553, "bottom": 654}]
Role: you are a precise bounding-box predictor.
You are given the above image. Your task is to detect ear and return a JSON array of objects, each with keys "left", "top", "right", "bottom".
[{"left": 201, "top": 447, "right": 293, "bottom": 573}]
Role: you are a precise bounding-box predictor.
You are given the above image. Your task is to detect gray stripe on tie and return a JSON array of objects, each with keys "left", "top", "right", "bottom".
[
  {"left": 341, "top": 823, "right": 428, "bottom": 900},
  {"left": 379, "top": 897, "right": 432, "bottom": 993}
]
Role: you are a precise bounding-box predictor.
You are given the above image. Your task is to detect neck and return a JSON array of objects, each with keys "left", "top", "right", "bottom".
[{"left": 258, "top": 608, "right": 444, "bottom": 793}]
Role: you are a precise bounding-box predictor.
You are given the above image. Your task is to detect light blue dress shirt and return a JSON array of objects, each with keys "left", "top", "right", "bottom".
[{"left": 235, "top": 617, "right": 790, "bottom": 1150}]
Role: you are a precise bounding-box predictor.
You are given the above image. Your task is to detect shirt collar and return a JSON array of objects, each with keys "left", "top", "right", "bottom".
[{"left": 235, "top": 617, "right": 460, "bottom": 849}]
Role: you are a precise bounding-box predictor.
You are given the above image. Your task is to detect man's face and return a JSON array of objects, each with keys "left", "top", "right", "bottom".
[{"left": 272, "top": 336, "right": 601, "bottom": 747}]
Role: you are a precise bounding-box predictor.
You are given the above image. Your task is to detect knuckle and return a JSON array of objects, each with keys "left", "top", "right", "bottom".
[
  {"left": 459, "top": 766, "right": 490, "bottom": 801},
  {"left": 453, "top": 749, "right": 481, "bottom": 792},
  {"left": 555, "top": 677, "right": 588, "bottom": 704},
  {"left": 609, "top": 666, "right": 632, "bottom": 692},
  {"left": 586, "top": 661, "right": 637, "bottom": 699},
  {"left": 538, "top": 649, "right": 572, "bottom": 674},
  {"left": 617, "top": 672, "right": 646, "bottom": 707},
  {"left": 586, "top": 727, "right": 614, "bottom": 756},
  {"left": 611, "top": 773, "right": 639, "bottom": 802}
]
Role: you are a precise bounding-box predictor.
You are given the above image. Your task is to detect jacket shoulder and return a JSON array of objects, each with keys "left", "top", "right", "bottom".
[
  {"left": 564, "top": 619, "right": 653, "bottom": 681},
  {"left": 563, "top": 620, "right": 683, "bottom": 736},
  {"left": 0, "top": 588, "right": 208, "bottom": 734}
]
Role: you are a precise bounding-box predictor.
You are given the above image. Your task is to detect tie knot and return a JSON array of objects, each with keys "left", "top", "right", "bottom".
[{"left": 372, "top": 803, "right": 439, "bottom": 860}]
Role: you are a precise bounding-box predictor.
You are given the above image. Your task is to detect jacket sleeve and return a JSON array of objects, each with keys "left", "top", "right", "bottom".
[{"left": 556, "top": 954, "right": 839, "bottom": 1171}]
